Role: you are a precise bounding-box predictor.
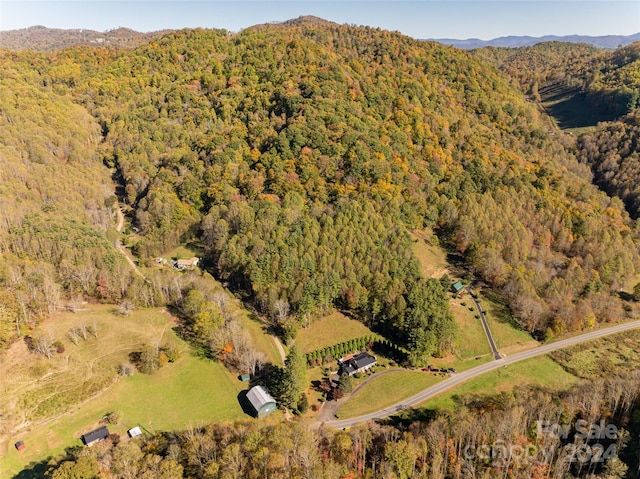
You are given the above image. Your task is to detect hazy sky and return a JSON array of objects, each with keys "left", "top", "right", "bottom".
[{"left": 1, "top": 1, "right": 638, "bottom": 40}]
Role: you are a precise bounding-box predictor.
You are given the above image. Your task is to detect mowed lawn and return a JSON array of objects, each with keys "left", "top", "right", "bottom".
[
  {"left": 450, "top": 295, "right": 491, "bottom": 359},
  {"left": 103, "top": 354, "right": 245, "bottom": 430},
  {"left": 332, "top": 356, "right": 578, "bottom": 420},
  {"left": 337, "top": 371, "right": 442, "bottom": 419},
  {"left": 1, "top": 306, "right": 247, "bottom": 478},
  {"left": 420, "top": 356, "right": 579, "bottom": 411},
  {"left": 161, "top": 243, "right": 203, "bottom": 260},
  {"left": 296, "top": 311, "right": 375, "bottom": 354}
]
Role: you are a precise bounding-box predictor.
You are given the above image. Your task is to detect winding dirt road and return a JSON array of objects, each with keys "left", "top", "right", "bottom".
[
  {"left": 320, "top": 319, "right": 640, "bottom": 429},
  {"left": 114, "top": 207, "right": 147, "bottom": 281}
]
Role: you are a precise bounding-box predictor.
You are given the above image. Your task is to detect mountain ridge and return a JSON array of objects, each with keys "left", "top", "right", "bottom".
[
  {"left": 2, "top": 20, "right": 638, "bottom": 51},
  {"left": 431, "top": 32, "right": 640, "bottom": 49},
  {"left": 0, "top": 25, "right": 172, "bottom": 50}
]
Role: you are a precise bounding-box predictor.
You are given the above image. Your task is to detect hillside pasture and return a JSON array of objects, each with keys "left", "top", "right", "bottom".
[
  {"left": 449, "top": 295, "right": 491, "bottom": 359},
  {"left": 479, "top": 290, "right": 539, "bottom": 354},
  {"left": 539, "top": 82, "right": 614, "bottom": 132},
  {"left": 410, "top": 229, "right": 449, "bottom": 279},
  {"left": 1, "top": 305, "right": 176, "bottom": 429},
  {"left": 407, "top": 230, "right": 536, "bottom": 358},
  {"left": 0, "top": 305, "right": 246, "bottom": 478}
]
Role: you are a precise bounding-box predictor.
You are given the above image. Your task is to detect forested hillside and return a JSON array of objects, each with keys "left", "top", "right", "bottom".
[
  {"left": 572, "top": 45, "right": 640, "bottom": 222},
  {"left": 82, "top": 24, "right": 638, "bottom": 341},
  {"left": 472, "top": 42, "right": 604, "bottom": 102},
  {"left": 584, "top": 43, "right": 640, "bottom": 117},
  {"left": 0, "top": 51, "right": 138, "bottom": 349},
  {"left": 578, "top": 111, "right": 640, "bottom": 218},
  {"left": 4, "top": 19, "right": 640, "bottom": 479},
  {"left": 0, "top": 26, "right": 168, "bottom": 51},
  {"left": 477, "top": 41, "right": 640, "bottom": 230},
  {"left": 2, "top": 22, "right": 639, "bottom": 359},
  {"left": 475, "top": 41, "right": 640, "bottom": 118}
]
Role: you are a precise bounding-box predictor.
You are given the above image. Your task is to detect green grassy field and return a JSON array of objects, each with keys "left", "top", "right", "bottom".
[
  {"left": 337, "top": 371, "right": 442, "bottom": 419},
  {"left": 296, "top": 311, "right": 376, "bottom": 354},
  {"left": 330, "top": 230, "right": 550, "bottom": 420},
  {"left": 161, "top": 243, "right": 203, "bottom": 260},
  {"left": 409, "top": 230, "right": 537, "bottom": 358},
  {"left": 1, "top": 306, "right": 177, "bottom": 430},
  {"left": 236, "top": 309, "right": 283, "bottom": 366},
  {"left": 450, "top": 296, "right": 491, "bottom": 359},
  {"left": 420, "top": 356, "right": 579, "bottom": 411},
  {"left": 550, "top": 330, "right": 640, "bottom": 380},
  {"left": 0, "top": 306, "right": 248, "bottom": 478},
  {"left": 337, "top": 354, "right": 582, "bottom": 420}
]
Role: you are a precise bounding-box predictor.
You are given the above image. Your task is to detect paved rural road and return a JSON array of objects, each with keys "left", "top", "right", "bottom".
[{"left": 321, "top": 319, "right": 640, "bottom": 429}]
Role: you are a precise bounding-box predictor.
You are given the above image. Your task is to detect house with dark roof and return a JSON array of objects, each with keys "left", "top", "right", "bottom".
[
  {"left": 81, "top": 426, "right": 109, "bottom": 446},
  {"left": 340, "top": 352, "right": 377, "bottom": 376},
  {"left": 246, "top": 385, "right": 277, "bottom": 418}
]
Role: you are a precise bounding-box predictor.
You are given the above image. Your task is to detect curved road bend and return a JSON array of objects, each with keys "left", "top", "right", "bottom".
[
  {"left": 322, "top": 319, "right": 640, "bottom": 429},
  {"left": 467, "top": 286, "right": 501, "bottom": 360}
]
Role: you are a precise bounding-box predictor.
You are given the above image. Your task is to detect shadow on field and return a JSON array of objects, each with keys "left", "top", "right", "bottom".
[
  {"left": 12, "top": 458, "right": 51, "bottom": 479},
  {"left": 237, "top": 390, "right": 257, "bottom": 418},
  {"left": 540, "top": 84, "right": 615, "bottom": 130}
]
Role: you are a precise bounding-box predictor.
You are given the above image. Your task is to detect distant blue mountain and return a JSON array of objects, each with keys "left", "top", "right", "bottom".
[{"left": 430, "top": 33, "right": 640, "bottom": 50}]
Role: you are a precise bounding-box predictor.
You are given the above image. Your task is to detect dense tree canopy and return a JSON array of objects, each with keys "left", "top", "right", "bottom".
[
  {"left": 578, "top": 111, "right": 640, "bottom": 218},
  {"left": 476, "top": 41, "right": 640, "bottom": 118},
  {"left": 4, "top": 21, "right": 640, "bottom": 479},
  {"left": 2, "top": 23, "right": 639, "bottom": 354},
  {"left": 0, "top": 53, "right": 137, "bottom": 348}
]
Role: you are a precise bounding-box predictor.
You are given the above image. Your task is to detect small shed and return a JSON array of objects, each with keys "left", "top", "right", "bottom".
[
  {"left": 15, "top": 441, "right": 25, "bottom": 452},
  {"left": 240, "top": 374, "right": 251, "bottom": 382},
  {"left": 81, "top": 426, "right": 109, "bottom": 446},
  {"left": 452, "top": 281, "right": 465, "bottom": 295},
  {"left": 246, "top": 385, "right": 277, "bottom": 418},
  {"left": 128, "top": 426, "right": 142, "bottom": 438}
]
